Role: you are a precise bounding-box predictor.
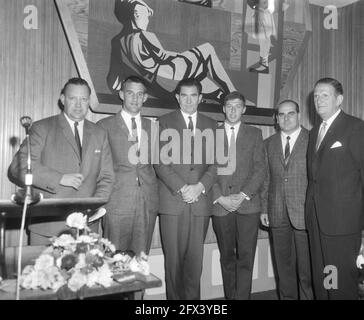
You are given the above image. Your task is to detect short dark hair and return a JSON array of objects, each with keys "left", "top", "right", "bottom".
[
  {"left": 122, "top": 75, "right": 148, "bottom": 92},
  {"left": 314, "top": 77, "right": 344, "bottom": 96},
  {"left": 175, "top": 78, "right": 202, "bottom": 95},
  {"left": 61, "top": 77, "right": 91, "bottom": 95},
  {"left": 277, "top": 99, "right": 300, "bottom": 113},
  {"left": 223, "top": 91, "right": 246, "bottom": 106}
]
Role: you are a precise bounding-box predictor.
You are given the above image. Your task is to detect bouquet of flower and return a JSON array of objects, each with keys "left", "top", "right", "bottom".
[{"left": 20, "top": 212, "right": 150, "bottom": 294}]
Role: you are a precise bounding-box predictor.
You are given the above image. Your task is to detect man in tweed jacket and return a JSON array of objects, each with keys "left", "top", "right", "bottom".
[{"left": 261, "top": 100, "right": 313, "bottom": 300}]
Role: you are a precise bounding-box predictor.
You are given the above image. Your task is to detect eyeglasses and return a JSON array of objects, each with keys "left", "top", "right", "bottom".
[{"left": 277, "top": 111, "right": 297, "bottom": 119}]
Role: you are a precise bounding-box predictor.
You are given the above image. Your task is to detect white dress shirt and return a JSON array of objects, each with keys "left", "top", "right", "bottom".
[
  {"left": 318, "top": 109, "right": 341, "bottom": 141},
  {"left": 121, "top": 109, "right": 142, "bottom": 148},
  {"left": 224, "top": 121, "right": 241, "bottom": 146},
  {"left": 280, "top": 127, "right": 301, "bottom": 156},
  {"left": 180, "top": 110, "right": 197, "bottom": 135},
  {"left": 64, "top": 112, "right": 84, "bottom": 145}
]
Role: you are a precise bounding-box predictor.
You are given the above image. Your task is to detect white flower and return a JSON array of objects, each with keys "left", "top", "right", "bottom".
[
  {"left": 77, "top": 235, "right": 95, "bottom": 244},
  {"left": 53, "top": 234, "right": 75, "bottom": 247},
  {"left": 34, "top": 254, "right": 54, "bottom": 271},
  {"left": 128, "top": 256, "right": 150, "bottom": 275},
  {"left": 66, "top": 212, "right": 87, "bottom": 230},
  {"left": 90, "top": 249, "right": 104, "bottom": 257},
  {"left": 86, "top": 270, "right": 99, "bottom": 288},
  {"left": 68, "top": 270, "right": 87, "bottom": 292},
  {"left": 357, "top": 254, "right": 364, "bottom": 269},
  {"left": 138, "top": 260, "right": 150, "bottom": 276},
  {"left": 96, "top": 264, "right": 113, "bottom": 288}
]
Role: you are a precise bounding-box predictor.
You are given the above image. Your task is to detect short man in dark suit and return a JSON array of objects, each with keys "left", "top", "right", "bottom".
[
  {"left": 8, "top": 78, "right": 115, "bottom": 244},
  {"left": 154, "top": 78, "right": 217, "bottom": 300},
  {"left": 261, "top": 100, "right": 313, "bottom": 300},
  {"left": 306, "top": 77, "right": 364, "bottom": 299},
  {"left": 212, "top": 91, "right": 266, "bottom": 299},
  {"left": 97, "top": 76, "right": 159, "bottom": 255}
]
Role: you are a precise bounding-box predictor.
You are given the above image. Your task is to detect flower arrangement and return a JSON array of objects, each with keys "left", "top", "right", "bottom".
[{"left": 20, "top": 212, "right": 150, "bottom": 294}]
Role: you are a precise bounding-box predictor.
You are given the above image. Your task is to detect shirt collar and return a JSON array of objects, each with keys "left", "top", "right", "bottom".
[
  {"left": 180, "top": 110, "right": 197, "bottom": 122},
  {"left": 322, "top": 109, "right": 341, "bottom": 128},
  {"left": 121, "top": 109, "right": 141, "bottom": 122},
  {"left": 224, "top": 121, "right": 241, "bottom": 132},
  {"left": 63, "top": 112, "right": 84, "bottom": 128},
  {"left": 281, "top": 126, "right": 301, "bottom": 140}
]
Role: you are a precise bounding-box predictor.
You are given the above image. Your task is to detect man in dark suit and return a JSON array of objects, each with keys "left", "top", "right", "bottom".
[
  {"left": 261, "top": 100, "right": 313, "bottom": 300},
  {"left": 212, "top": 91, "right": 265, "bottom": 299},
  {"left": 8, "top": 78, "right": 115, "bottom": 244},
  {"left": 97, "top": 76, "right": 158, "bottom": 255},
  {"left": 306, "top": 77, "right": 364, "bottom": 299},
  {"left": 154, "top": 78, "right": 217, "bottom": 300}
]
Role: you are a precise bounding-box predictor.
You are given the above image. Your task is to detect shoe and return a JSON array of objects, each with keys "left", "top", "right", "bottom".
[{"left": 249, "top": 63, "right": 269, "bottom": 74}]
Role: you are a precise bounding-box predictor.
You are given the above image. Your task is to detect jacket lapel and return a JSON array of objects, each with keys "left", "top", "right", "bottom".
[
  {"left": 288, "top": 128, "right": 306, "bottom": 164},
  {"left": 273, "top": 133, "right": 285, "bottom": 167},
  {"left": 81, "top": 120, "right": 93, "bottom": 162},
  {"left": 316, "top": 111, "right": 344, "bottom": 154}
]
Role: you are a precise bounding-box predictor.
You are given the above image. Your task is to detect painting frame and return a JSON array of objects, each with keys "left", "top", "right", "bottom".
[{"left": 54, "top": 0, "right": 276, "bottom": 125}]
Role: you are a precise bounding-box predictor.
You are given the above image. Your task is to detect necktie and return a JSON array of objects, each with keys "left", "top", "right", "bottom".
[
  {"left": 284, "top": 136, "right": 290, "bottom": 164},
  {"left": 131, "top": 117, "right": 140, "bottom": 157},
  {"left": 74, "top": 122, "right": 82, "bottom": 160},
  {"left": 188, "top": 116, "right": 194, "bottom": 134},
  {"left": 315, "top": 121, "right": 327, "bottom": 151},
  {"left": 188, "top": 116, "right": 194, "bottom": 163},
  {"left": 227, "top": 127, "right": 236, "bottom": 174}
]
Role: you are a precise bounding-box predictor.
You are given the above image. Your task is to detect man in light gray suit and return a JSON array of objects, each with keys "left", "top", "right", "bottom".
[
  {"left": 97, "top": 75, "right": 158, "bottom": 255},
  {"left": 8, "top": 78, "right": 115, "bottom": 244},
  {"left": 261, "top": 100, "right": 313, "bottom": 300}
]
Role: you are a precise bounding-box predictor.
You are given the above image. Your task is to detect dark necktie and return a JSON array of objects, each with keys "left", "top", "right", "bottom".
[
  {"left": 74, "top": 121, "right": 82, "bottom": 160},
  {"left": 188, "top": 116, "right": 194, "bottom": 163},
  {"left": 131, "top": 117, "right": 140, "bottom": 157},
  {"left": 284, "top": 136, "right": 290, "bottom": 165},
  {"left": 188, "top": 116, "right": 194, "bottom": 133}
]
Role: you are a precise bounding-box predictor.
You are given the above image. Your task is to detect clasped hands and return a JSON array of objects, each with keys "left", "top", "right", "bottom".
[
  {"left": 216, "top": 193, "right": 247, "bottom": 212},
  {"left": 60, "top": 173, "right": 84, "bottom": 190},
  {"left": 179, "top": 183, "right": 204, "bottom": 204}
]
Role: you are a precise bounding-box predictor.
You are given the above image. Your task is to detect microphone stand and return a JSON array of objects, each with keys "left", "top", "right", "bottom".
[{"left": 10, "top": 117, "right": 42, "bottom": 300}]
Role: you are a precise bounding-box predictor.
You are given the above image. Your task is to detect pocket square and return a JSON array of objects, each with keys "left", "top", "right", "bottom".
[
  {"left": 330, "top": 141, "right": 342, "bottom": 149},
  {"left": 94, "top": 149, "right": 101, "bottom": 154}
]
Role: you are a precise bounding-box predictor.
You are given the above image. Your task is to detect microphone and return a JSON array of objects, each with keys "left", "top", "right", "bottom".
[
  {"left": 11, "top": 116, "right": 42, "bottom": 205},
  {"left": 20, "top": 116, "right": 32, "bottom": 135}
]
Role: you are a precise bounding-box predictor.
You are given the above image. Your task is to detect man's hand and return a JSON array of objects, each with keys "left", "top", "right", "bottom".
[
  {"left": 260, "top": 213, "right": 270, "bottom": 227},
  {"left": 182, "top": 183, "right": 204, "bottom": 204},
  {"left": 230, "top": 193, "right": 246, "bottom": 211},
  {"left": 216, "top": 196, "right": 237, "bottom": 212},
  {"left": 60, "top": 173, "right": 84, "bottom": 190}
]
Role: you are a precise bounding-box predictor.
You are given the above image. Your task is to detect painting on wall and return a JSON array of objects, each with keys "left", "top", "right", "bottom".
[{"left": 56, "top": 0, "right": 308, "bottom": 123}]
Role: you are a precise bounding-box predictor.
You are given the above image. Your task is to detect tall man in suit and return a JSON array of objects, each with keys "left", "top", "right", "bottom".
[
  {"left": 212, "top": 91, "right": 266, "bottom": 300},
  {"left": 306, "top": 77, "right": 364, "bottom": 299},
  {"left": 97, "top": 76, "right": 159, "bottom": 255},
  {"left": 8, "top": 78, "right": 115, "bottom": 244},
  {"left": 260, "top": 100, "right": 313, "bottom": 300},
  {"left": 154, "top": 78, "right": 217, "bottom": 300}
]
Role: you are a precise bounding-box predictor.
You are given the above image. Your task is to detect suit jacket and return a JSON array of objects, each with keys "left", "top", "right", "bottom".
[
  {"left": 212, "top": 122, "right": 266, "bottom": 216},
  {"left": 306, "top": 111, "right": 364, "bottom": 235},
  {"left": 262, "top": 127, "right": 309, "bottom": 229},
  {"left": 97, "top": 113, "right": 159, "bottom": 215},
  {"left": 8, "top": 113, "right": 114, "bottom": 199},
  {"left": 154, "top": 110, "right": 217, "bottom": 216}
]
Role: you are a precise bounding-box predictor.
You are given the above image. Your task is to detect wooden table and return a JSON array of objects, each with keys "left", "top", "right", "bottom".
[{"left": 0, "top": 273, "right": 162, "bottom": 300}]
